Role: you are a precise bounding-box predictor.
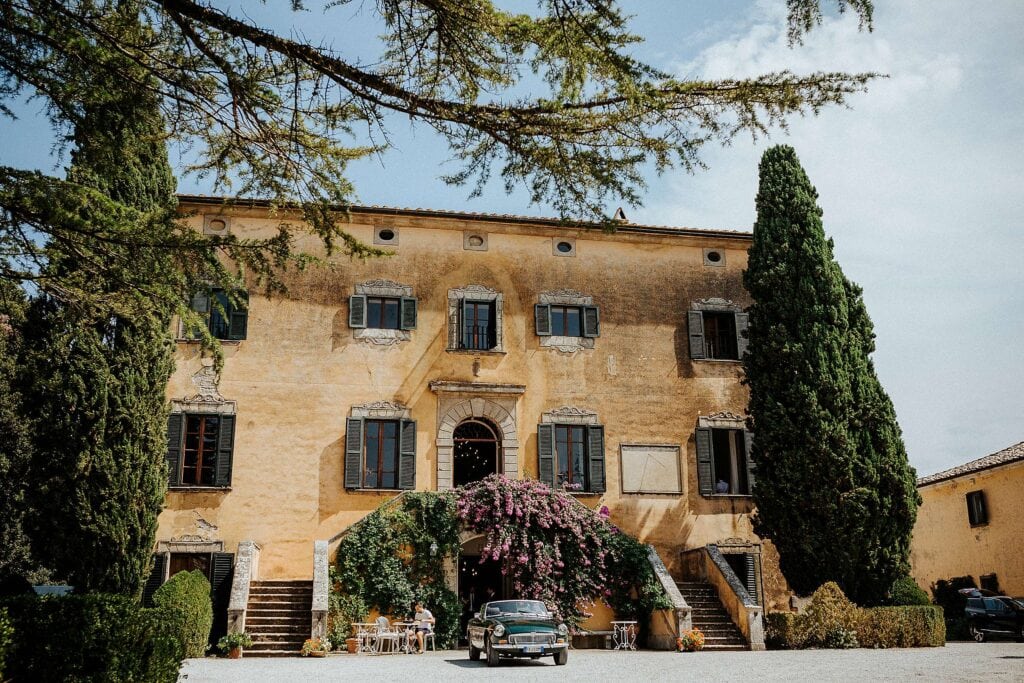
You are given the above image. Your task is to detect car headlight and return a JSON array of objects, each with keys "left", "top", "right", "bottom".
[
  {"left": 557, "top": 623, "right": 568, "bottom": 635},
  {"left": 492, "top": 623, "right": 505, "bottom": 637}
]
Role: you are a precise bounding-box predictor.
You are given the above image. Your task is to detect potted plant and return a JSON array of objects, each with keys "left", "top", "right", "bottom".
[
  {"left": 218, "top": 632, "right": 253, "bottom": 659},
  {"left": 676, "top": 627, "right": 705, "bottom": 652},
  {"left": 302, "top": 638, "right": 331, "bottom": 657}
]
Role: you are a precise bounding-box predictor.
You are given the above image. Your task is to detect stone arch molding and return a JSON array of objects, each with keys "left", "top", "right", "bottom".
[{"left": 436, "top": 398, "right": 519, "bottom": 490}]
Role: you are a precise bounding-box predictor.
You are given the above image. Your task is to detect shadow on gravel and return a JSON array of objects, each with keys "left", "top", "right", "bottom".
[{"left": 444, "top": 658, "right": 555, "bottom": 669}]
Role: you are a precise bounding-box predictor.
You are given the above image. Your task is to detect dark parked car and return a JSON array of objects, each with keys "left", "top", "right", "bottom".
[
  {"left": 965, "top": 596, "right": 1024, "bottom": 642},
  {"left": 467, "top": 599, "right": 569, "bottom": 666}
]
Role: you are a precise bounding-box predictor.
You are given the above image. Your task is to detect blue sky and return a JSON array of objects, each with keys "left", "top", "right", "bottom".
[{"left": 2, "top": 1, "right": 1022, "bottom": 476}]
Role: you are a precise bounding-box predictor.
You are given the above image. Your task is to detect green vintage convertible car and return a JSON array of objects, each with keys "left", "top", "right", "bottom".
[{"left": 467, "top": 599, "right": 569, "bottom": 666}]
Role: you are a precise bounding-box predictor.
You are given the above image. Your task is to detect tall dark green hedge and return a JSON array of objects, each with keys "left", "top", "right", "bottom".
[
  {"left": 152, "top": 570, "right": 213, "bottom": 659},
  {"left": 744, "top": 145, "right": 920, "bottom": 605},
  {"left": 0, "top": 594, "right": 182, "bottom": 682}
]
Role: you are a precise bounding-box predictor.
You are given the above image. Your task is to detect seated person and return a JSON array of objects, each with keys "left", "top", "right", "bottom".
[{"left": 406, "top": 601, "right": 434, "bottom": 653}]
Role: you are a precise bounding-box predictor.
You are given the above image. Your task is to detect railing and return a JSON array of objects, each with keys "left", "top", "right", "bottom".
[
  {"left": 227, "top": 540, "right": 260, "bottom": 635},
  {"left": 704, "top": 545, "right": 765, "bottom": 650},
  {"left": 646, "top": 546, "right": 692, "bottom": 650},
  {"left": 461, "top": 323, "right": 494, "bottom": 350},
  {"left": 311, "top": 540, "right": 329, "bottom": 640}
]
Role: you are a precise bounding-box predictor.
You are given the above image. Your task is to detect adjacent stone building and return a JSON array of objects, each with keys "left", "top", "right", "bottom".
[
  {"left": 146, "top": 196, "right": 790, "bottom": 649},
  {"left": 910, "top": 441, "right": 1024, "bottom": 597}
]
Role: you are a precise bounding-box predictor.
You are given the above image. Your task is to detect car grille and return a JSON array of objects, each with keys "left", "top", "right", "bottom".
[{"left": 510, "top": 633, "right": 556, "bottom": 645}]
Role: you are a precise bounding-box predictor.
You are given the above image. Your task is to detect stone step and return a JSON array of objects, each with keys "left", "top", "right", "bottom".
[
  {"left": 247, "top": 623, "right": 309, "bottom": 633},
  {"left": 247, "top": 616, "right": 309, "bottom": 625},
  {"left": 244, "top": 650, "right": 302, "bottom": 658},
  {"left": 249, "top": 637, "right": 306, "bottom": 647},
  {"left": 247, "top": 608, "right": 309, "bottom": 619},
  {"left": 247, "top": 600, "right": 311, "bottom": 609}
]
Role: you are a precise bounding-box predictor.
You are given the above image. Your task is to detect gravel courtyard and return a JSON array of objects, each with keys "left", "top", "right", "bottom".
[{"left": 179, "top": 642, "right": 1024, "bottom": 682}]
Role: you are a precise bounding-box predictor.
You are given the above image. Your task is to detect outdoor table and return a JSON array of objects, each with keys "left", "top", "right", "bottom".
[
  {"left": 611, "top": 620, "right": 638, "bottom": 650},
  {"left": 352, "top": 622, "right": 378, "bottom": 654},
  {"left": 391, "top": 622, "right": 415, "bottom": 654}
]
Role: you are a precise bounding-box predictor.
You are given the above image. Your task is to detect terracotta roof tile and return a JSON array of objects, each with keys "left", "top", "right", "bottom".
[{"left": 917, "top": 441, "right": 1024, "bottom": 487}]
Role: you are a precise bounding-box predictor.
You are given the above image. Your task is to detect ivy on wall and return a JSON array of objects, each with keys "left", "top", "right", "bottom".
[{"left": 332, "top": 475, "right": 670, "bottom": 648}]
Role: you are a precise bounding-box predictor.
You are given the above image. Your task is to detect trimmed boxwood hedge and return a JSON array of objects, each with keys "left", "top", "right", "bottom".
[
  {"left": 152, "top": 570, "right": 213, "bottom": 658},
  {"left": 0, "top": 594, "right": 183, "bottom": 682}
]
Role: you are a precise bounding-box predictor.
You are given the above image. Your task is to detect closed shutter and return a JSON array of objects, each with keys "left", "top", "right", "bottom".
[
  {"left": 688, "top": 311, "right": 706, "bottom": 360},
  {"left": 743, "top": 430, "right": 755, "bottom": 495},
  {"left": 582, "top": 306, "right": 600, "bottom": 338},
  {"left": 142, "top": 553, "right": 167, "bottom": 607},
  {"left": 537, "top": 424, "right": 555, "bottom": 487},
  {"left": 349, "top": 295, "right": 367, "bottom": 328},
  {"left": 214, "top": 415, "right": 236, "bottom": 487},
  {"left": 695, "top": 428, "right": 713, "bottom": 496},
  {"left": 744, "top": 554, "right": 758, "bottom": 603},
  {"left": 166, "top": 414, "right": 183, "bottom": 487},
  {"left": 398, "top": 419, "right": 416, "bottom": 490},
  {"left": 228, "top": 292, "right": 248, "bottom": 340},
  {"left": 400, "top": 297, "right": 418, "bottom": 330},
  {"left": 344, "top": 418, "right": 364, "bottom": 488},
  {"left": 190, "top": 291, "right": 211, "bottom": 314},
  {"left": 535, "top": 304, "right": 552, "bottom": 336},
  {"left": 587, "top": 424, "right": 606, "bottom": 493},
  {"left": 210, "top": 552, "right": 235, "bottom": 646},
  {"left": 735, "top": 312, "right": 749, "bottom": 360}
]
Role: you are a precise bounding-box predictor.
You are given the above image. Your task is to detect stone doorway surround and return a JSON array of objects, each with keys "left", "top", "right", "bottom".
[{"left": 429, "top": 381, "right": 524, "bottom": 490}]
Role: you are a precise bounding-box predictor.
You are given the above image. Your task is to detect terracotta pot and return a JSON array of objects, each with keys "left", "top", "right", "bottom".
[
  {"left": 309, "top": 650, "right": 327, "bottom": 657},
  {"left": 228, "top": 647, "right": 242, "bottom": 659},
  {"left": 346, "top": 638, "right": 359, "bottom": 654}
]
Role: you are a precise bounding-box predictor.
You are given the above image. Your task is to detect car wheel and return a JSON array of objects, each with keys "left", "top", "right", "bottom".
[
  {"left": 969, "top": 625, "right": 985, "bottom": 643},
  {"left": 486, "top": 642, "right": 500, "bottom": 667},
  {"left": 555, "top": 649, "right": 568, "bottom": 666},
  {"left": 469, "top": 642, "right": 480, "bottom": 661}
]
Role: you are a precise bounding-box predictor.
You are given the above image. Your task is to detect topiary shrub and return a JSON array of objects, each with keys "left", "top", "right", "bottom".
[
  {"left": 1, "top": 594, "right": 183, "bottom": 682},
  {"left": 152, "top": 569, "right": 213, "bottom": 658},
  {"left": 887, "top": 577, "right": 930, "bottom": 606},
  {"left": 856, "top": 606, "right": 945, "bottom": 648},
  {"left": 802, "top": 582, "right": 860, "bottom": 648}
]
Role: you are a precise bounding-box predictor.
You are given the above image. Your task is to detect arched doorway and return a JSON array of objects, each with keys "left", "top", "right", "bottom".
[
  {"left": 453, "top": 419, "right": 501, "bottom": 487},
  {"left": 456, "top": 535, "right": 506, "bottom": 643}
]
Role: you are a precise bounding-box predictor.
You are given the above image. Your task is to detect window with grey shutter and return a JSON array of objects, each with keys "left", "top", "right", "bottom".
[
  {"left": 214, "top": 415, "right": 236, "bottom": 487},
  {"left": 228, "top": 293, "right": 248, "bottom": 341},
  {"left": 210, "top": 552, "right": 235, "bottom": 644},
  {"left": 349, "top": 295, "right": 367, "bottom": 328},
  {"left": 345, "top": 417, "right": 364, "bottom": 488},
  {"left": 400, "top": 297, "right": 418, "bottom": 330},
  {"left": 587, "top": 424, "right": 606, "bottom": 492},
  {"left": 398, "top": 419, "right": 416, "bottom": 490},
  {"left": 744, "top": 553, "right": 758, "bottom": 604},
  {"left": 582, "top": 306, "right": 600, "bottom": 338},
  {"left": 166, "top": 414, "right": 183, "bottom": 487},
  {"left": 735, "top": 312, "right": 749, "bottom": 359},
  {"left": 688, "top": 311, "right": 706, "bottom": 360},
  {"left": 535, "top": 304, "right": 552, "bottom": 336},
  {"left": 142, "top": 554, "right": 167, "bottom": 607},
  {"left": 743, "top": 430, "right": 755, "bottom": 493},
  {"left": 695, "top": 427, "right": 713, "bottom": 495},
  {"left": 538, "top": 424, "right": 555, "bottom": 487}
]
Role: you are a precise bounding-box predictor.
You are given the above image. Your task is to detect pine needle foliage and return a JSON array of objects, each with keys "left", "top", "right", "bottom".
[{"left": 744, "top": 145, "right": 919, "bottom": 606}]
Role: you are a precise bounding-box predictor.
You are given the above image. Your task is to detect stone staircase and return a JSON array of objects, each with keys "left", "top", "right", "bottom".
[
  {"left": 245, "top": 580, "right": 312, "bottom": 657},
  {"left": 676, "top": 581, "right": 748, "bottom": 651}
]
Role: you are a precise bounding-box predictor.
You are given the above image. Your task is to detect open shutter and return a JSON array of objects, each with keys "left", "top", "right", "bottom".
[
  {"left": 582, "top": 306, "right": 600, "bottom": 338},
  {"left": 688, "top": 311, "right": 706, "bottom": 360},
  {"left": 460, "top": 298, "right": 471, "bottom": 348},
  {"left": 344, "top": 418, "right": 363, "bottom": 488},
  {"left": 166, "top": 414, "right": 183, "bottom": 487},
  {"left": 744, "top": 554, "right": 758, "bottom": 603},
  {"left": 400, "top": 297, "right": 418, "bottom": 330},
  {"left": 743, "top": 430, "right": 755, "bottom": 495},
  {"left": 735, "top": 312, "right": 749, "bottom": 360},
  {"left": 695, "top": 427, "right": 713, "bottom": 496},
  {"left": 214, "top": 415, "right": 236, "bottom": 487},
  {"left": 349, "top": 295, "right": 367, "bottom": 328},
  {"left": 535, "top": 304, "right": 552, "bottom": 336},
  {"left": 228, "top": 292, "right": 248, "bottom": 340},
  {"left": 537, "top": 424, "right": 555, "bottom": 487},
  {"left": 210, "top": 552, "right": 235, "bottom": 646},
  {"left": 190, "top": 291, "right": 211, "bottom": 314},
  {"left": 142, "top": 554, "right": 167, "bottom": 607},
  {"left": 398, "top": 419, "right": 416, "bottom": 490},
  {"left": 587, "top": 424, "right": 606, "bottom": 493}
]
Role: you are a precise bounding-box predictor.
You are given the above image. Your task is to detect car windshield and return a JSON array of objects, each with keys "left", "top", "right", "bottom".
[{"left": 487, "top": 600, "right": 549, "bottom": 616}]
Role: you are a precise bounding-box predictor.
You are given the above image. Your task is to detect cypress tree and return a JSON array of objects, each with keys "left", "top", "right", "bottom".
[
  {"left": 744, "top": 145, "right": 919, "bottom": 605},
  {"left": 21, "top": 10, "right": 177, "bottom": 595}
]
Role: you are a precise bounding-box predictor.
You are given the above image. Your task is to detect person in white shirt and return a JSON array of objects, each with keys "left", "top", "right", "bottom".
[{"left": 407, "top": 602, "right": 435, "bottom": 654}]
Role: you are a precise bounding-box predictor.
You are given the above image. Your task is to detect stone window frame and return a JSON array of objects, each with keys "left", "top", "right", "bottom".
[
  {"left": 463, "top": 231, "right": 489, "bottom": 251},
  {"left": 696, "top": 411, "right": 753, "bottom": 498},
  {"left": 537, "top": 290, "right": 596, "bottom": 353},
  {"left": 689, "top": 298, "right": 748, "bottom": 363},
  {"left": 540, "top": 406, "right": 605, "bottom": 494},
  {"left": 447, "top": 284, "right": 504, "bottom": 353},
  {"left": 350, "top": 400, "right": 412, "bottom": 421},
  {"left": 353, "top": 280, "right": 414, "bottom": 346},
  {"left": 346, "top": 401, "right": 415, "bottom": 491}
]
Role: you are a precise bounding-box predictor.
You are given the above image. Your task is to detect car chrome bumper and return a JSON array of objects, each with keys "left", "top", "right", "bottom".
[{"left": 492, "top": 642, "right": 568, "bottom": 654}]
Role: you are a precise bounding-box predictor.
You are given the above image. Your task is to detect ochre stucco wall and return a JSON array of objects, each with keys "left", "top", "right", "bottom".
[
  {"left": 157, "top": 202, "right": 788, "bottom": 608},
  {"left": 910, "top": 462, "right": 1024, "bottom": 596}
]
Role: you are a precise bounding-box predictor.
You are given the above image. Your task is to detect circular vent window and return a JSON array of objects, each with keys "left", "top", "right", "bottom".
[
  {"left": 556, "top": 241, "right": 573, "bottom": 253},
  {"left": 706, "top": 250, "right": 722, "bottom": 263},
  {"left": 468, "top": 235, "right": 484, "bottom": 247},
  {"left": 208, "top": 219, "right": 226, "bottom": 232},
  {"left": 378, "top": 228, "right": 395, "bottom": 241}
]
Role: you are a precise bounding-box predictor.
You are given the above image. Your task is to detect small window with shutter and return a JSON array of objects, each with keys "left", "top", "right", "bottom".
[
  {"left": 349, "top": 295, "right": 417, "bottom": 331},
  {"left": 537, "top": 423, "right": 606, "bottom": 493},
  {"left": 535, "top": 304, "right": 600, "bottom": 339},
  {"left": 187, "top": 288, "right": 248, "bottom": 341},
  {"left": 695, "top": 427, "right": 753, "bottom": 497},
  {"left": 345, "top": 417, "right": 416, "bottom": 490},
  {"left": 688, "top": 307, "right": 748, "bottom": 361},
  {"left": 966, "top": 491, "right": 987, "bottom": 526},
  {"left": 167, "top": 413, "right": 236, "bottom": 488}
]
